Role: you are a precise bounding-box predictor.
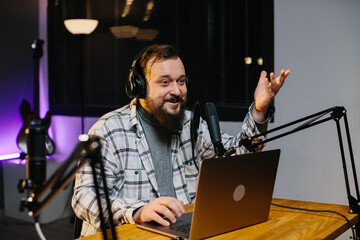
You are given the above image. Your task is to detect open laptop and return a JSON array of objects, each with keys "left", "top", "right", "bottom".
[{"left": 137, "top": 149, "right": 281, "bottom": 240}]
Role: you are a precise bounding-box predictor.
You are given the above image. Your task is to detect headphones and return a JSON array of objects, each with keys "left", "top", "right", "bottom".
[{"left": 126, "top": 45, "right": 191, "bottom": 99}]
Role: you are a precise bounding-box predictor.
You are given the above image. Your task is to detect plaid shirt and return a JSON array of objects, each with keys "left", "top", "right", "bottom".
[{"left": 72, "top": 99, "right": 267, "bottom": 237}]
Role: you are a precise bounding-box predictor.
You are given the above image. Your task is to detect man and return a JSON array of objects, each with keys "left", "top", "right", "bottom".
[{"left": 72, "top": 44, "right": 290, "bottom": 237}]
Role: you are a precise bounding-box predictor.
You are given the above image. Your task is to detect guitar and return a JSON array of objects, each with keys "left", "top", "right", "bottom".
[{"left": 16, "top": 39, "right": 56, "bottom": 155}]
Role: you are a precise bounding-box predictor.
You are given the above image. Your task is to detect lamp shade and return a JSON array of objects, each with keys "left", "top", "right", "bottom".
[
  {"left": 110, "top": 25, "right": 139, "bottom": 39},
  {"left": 64, "top": 19, "right": 98, "bottom": 34},
  {"left": 135, "top": 28, "right": 159, "bottom": 41}
]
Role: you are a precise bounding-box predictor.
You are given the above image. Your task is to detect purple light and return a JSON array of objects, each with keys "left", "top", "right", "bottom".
[
  {"left": 0, "top": 45, "right": 98, "bottom": 161},
  {"left": 0, "top": 81, "right": 31, "bottom": 156},
  {"left": 0, "top": 153, "right": 22, "bottom": 161},
  {"left": 0, "top": 50, "right": 55, "bottom": 157}
]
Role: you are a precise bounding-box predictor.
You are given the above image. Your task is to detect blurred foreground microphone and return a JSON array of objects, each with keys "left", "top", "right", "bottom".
[
  {"left": 204, "top": 102, "right": 225, "bottom": 157},
  {"left": 19, "top": 119, "right": 47, "bottom": 194}
]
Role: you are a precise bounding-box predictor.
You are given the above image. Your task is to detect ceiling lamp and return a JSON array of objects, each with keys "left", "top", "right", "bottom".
[
  {"left": 64, "top": 19, "right": 98, "bottom": 35},
  {"left": 110, "top": 25, "right": 139, "bottom": 39}
]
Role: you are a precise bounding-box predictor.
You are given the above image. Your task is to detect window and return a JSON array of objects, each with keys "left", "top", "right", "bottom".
[{"left": 48, "top": 0, "right": 273, "bottom": 121}]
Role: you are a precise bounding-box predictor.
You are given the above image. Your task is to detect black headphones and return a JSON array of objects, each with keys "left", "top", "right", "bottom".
[{"left": 126, "top": 45, "right": 191, "bottom": 99}]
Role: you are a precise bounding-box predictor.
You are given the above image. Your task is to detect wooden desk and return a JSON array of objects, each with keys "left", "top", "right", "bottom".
[{"left": 80, "top": 199, "right": 358, "bottom": 240}]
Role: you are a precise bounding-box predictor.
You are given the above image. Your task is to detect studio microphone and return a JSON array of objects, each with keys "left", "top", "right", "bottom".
[
  {"left": 18, "top": 119, "right": 47, "bottom": 196},
  {"left": 204, "top": 102, "right": 225, "bottom": 157}
]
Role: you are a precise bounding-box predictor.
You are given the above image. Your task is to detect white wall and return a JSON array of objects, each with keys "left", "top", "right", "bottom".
[
  {"left": 222, "top": 1, "right": 360, "bottom": 238},
  {"left": 272, "top": 0, "right": 360, "bottom": 204}
]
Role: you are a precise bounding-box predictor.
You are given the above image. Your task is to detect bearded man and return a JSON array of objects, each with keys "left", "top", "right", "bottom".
[{"left": 72, "top": 44, "right": 290, "bottom": 237}]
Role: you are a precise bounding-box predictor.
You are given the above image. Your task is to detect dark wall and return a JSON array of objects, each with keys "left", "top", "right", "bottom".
[
  {"left": 0, "top": 0, "right": 39, "bottom": 208},
  {"left": 48, "top": 0, "right": 274, "bottom": 122}
]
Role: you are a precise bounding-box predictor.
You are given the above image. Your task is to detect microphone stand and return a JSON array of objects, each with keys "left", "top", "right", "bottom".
[
  {"left": 18, "top": 135, "right": 117, "bottom": 240},
  {"left": 237, "top": 106, "right": 360, "bottom": 235}
]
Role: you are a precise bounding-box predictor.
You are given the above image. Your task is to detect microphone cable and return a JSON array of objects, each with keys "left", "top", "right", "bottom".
[
  {"left": 271, "top": 202, "right": 357, "bottom": 240},
  {"left": 190, "top": 101, "right": 200, "bottom": 171},
  {"left": 34, "top": 218, "right": 46, "bottom": 240}
]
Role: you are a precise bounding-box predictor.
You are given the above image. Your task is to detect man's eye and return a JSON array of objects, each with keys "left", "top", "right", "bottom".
[
  {"left": 161, "top": 80, "right": 169, "bottom": 85},
  {"left": 178, "top": 79, "right": 185, "bottom": 84}
]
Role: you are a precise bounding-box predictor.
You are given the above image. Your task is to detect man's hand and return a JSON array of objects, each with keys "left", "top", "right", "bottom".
[
  {"left": 252, "top": 69, "right": 291, "bottom": 122},
  {"left": 133, "top": 197, "right": 185, "bottom": 226}
]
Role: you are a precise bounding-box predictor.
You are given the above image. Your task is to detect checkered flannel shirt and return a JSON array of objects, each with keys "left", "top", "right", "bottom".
[{"left": 72, "top": 99, "right": 268, "bottom": 237}]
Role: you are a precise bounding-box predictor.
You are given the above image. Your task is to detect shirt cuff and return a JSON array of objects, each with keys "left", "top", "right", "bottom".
[
  {"left": 111, "top": 199, "right": 146, "bottom": 225},
  {"left": 250, "top": 103, "right": 275, "bottom": 133}
]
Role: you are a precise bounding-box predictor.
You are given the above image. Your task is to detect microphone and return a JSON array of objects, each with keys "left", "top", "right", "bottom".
[
  {"left": 204, "top": 102, "right": 225, "bottom": 157},
  {"left": 18, "top": 119, "right": 47, "bottom": 198},
  {"left": 26, "top": 119, "right": 47, "bottom": 189}
]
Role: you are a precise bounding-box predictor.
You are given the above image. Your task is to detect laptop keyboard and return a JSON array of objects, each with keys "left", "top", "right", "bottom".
[{"left": 170, "top": 223, "right": 191, "bottom": 234}]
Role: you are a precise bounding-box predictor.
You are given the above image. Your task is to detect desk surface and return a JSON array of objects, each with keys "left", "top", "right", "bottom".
[{"left": 80, "top": 199, "right": 358, "bottom": 240}]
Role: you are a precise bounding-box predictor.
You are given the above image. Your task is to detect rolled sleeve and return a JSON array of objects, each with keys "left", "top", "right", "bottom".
[{"left": 111, "top": 199, "right": 146, "bottom": 224}]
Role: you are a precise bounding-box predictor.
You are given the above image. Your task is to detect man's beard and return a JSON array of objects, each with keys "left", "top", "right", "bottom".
[{"left": 144, "top": 96, "right": 186, "bottom": 132}]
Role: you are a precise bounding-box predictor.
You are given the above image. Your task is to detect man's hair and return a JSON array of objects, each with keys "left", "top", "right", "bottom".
[{"left": 138, "top": 44, "right": 180, "bottom": 78}]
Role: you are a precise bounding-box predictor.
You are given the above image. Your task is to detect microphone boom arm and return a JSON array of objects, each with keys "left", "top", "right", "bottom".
[
  {"left": 239, "top": 106, "right": 360, "bottom": 216},
  {"left": 19, "top": 135, "right": 117, "bottom": 240}
]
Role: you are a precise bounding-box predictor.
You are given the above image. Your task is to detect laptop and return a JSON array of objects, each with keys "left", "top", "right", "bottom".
[{"left": 137, "top": 149, "right": 281, "bottom": 240}]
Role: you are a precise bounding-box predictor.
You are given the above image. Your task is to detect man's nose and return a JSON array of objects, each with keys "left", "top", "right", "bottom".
[{"left": 169, "top": 82, "right": 181, "bottom": 95}]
